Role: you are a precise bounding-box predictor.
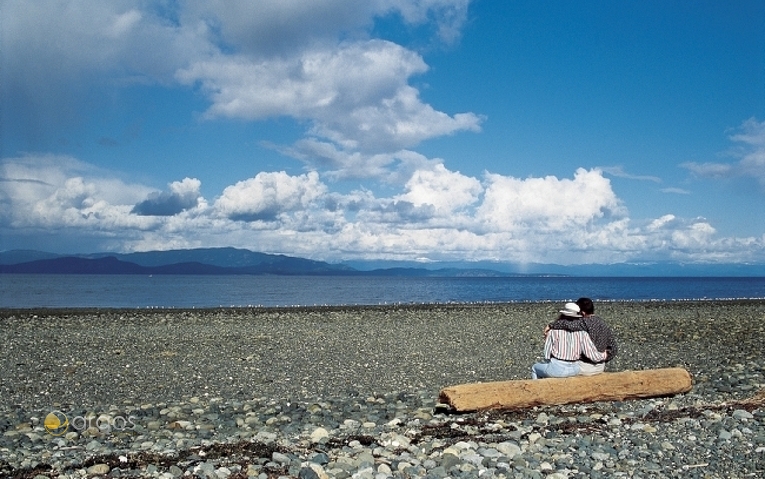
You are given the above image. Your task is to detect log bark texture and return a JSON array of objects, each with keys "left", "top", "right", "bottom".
[{"left": 439, "top": 368, "right": 692, "bottom": 412}]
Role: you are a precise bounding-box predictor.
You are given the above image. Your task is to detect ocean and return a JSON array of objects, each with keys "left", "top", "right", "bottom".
[{"left": 1, "top": 274, "right": 764, "bottom": 309}]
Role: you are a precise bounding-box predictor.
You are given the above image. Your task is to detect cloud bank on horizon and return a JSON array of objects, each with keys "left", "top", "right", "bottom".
[{"left": 1, "top": 1, "right": 764, "bottom": 265}]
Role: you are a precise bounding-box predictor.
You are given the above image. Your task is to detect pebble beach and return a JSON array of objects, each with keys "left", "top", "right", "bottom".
[{"left": 1, "top": 300, "right": 763, "bottom": 478}]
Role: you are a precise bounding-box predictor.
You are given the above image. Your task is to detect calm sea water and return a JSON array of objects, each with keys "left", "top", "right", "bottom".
[{"left": 1, "top": 274, "right": 764, "bottom": 308}]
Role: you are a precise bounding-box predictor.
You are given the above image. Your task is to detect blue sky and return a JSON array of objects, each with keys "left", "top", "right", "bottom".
[{"left": 1, "top": 0, "right": 764, "bottom": 266}]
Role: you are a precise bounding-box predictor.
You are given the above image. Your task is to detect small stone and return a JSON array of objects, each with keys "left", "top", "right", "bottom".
[
  {"left": 377, "top": 463, "right": 392, "bottom": 475},
  {"left": 592, "top": 452, "right": 610, "bottom": 461},
  {"left": 87, "top": 463, "right": 110, "bottom": 475},
  {"left": 478, "top": 447, "right": 501, "bottom": 458},
  {"left": 496, "top": 441, "right": 521, "bottom": 458},
  {"left": 440, "top": 453, "right": 460, "bottom": 469},
  {"left": 310, "top": 427, "right": 329, "bottom": 443},
  {"left": 732, "top": 409, "right": 754, "bottom": 420},
  {"left": 299, "top": 466, "right": 320, "bottom": 479}
]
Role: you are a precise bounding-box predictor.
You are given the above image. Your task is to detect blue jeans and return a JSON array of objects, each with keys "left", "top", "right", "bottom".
[{"left": 531, "top": 357, "right": 580, "bottom": 379}]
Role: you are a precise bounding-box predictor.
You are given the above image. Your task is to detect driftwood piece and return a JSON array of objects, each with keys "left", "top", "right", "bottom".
[{"left": 438, "top": 368, "right": 692, "bottom": 412}]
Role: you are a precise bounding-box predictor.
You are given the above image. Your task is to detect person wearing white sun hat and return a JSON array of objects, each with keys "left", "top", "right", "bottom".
[
  {"left": 531, "top": 302, "right": 608, "bottom": 379},
  {"left": 544, "top": 297, "right": 618, "bottom": 376}
]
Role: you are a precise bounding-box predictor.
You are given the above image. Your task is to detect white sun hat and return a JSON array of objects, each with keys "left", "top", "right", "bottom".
[{"left": 559, "top": 302, "right": 582, "bottom": 317}]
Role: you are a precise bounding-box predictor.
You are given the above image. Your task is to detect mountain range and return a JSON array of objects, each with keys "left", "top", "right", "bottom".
[
  {"left": 0, "top": 248, "right": 517, "bottom": 277},
  {"left": 1, "top": 248, "right": 764, "bottom": 277}
]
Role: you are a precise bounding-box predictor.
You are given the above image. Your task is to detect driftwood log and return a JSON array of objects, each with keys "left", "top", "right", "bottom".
[{"left": 438, "top": 368, "right": 692, "bottom": 412}]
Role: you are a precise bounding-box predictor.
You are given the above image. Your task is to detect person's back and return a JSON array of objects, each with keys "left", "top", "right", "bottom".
[
  {"left": 544, "top": 328, "right": 605, "bottom": 363},
  {"left": 576, "top": 297, "right": 617, "bottom": 361},
  {"left": 545, "top": 297, "right": 617, "bottom": 376},
  {"left": 580, "top": 314, "right": 617, "bottom": 360},
  {"left": 532, "top": 303, "right": 607, "bottom": 379}
]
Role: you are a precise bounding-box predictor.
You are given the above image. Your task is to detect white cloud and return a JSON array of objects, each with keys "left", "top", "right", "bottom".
[
  {"left": 3, "top": 3, "right": 762, "bottom": 264},
  {"left": 184, "top": 0, "right": 471, "bottom": 52},
  {"left": 661, "top": 187, "right": 690, "bottom": 195},
  {"left": 278, "top": 140, "right": 441, "bottom": 183},
  {"left": 132, "top": 178, "right": 203, "bottom": 216},
  {"left": 0, "top": 154, "right": 156, "bottom": 231},
  {"left": 177, "top": 40, "right": 482, "bottom": 151},
  {"left": 4, "top": 1, "right": 482, "bottom": 182},
  {"left": 647, "top": 214, "right": 678, "bottom": 231},
  {"left": 396, "top": 163, "right": 482, "bottom": 216},
  {"left": 2, "top": 155, "right": 763, "bottom": 263},
  {"left": 476, "top": 168, "right": 625, "bottom": 233},
  {"left": 214, "top": 171, "right": 326, "bottom": 222},
  {"left": 731, "top": 118, "right": 765, "bottom": 183},
  {"left": 601, "top": 166, "right": 661, "bottom": 183},
  {"left": 681, "top": 117, "right": 765, "bottom": 187},
  {"left": 681, "top": 161, "right": 733, "bottom": 178},
  {"left": 2, "top": 1, "right": 211, "bottom": 84}
]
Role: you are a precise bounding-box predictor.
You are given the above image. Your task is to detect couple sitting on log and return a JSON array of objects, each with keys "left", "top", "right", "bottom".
[{"left": 531, "top": 297, "right": 617, "bottom": 379}]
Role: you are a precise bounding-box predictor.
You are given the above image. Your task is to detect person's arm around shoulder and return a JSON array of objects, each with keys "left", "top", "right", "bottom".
[
  {"left": 549, "top": 317, "right": 587, "bottom": 333},
  {"left": 543, "top": 329, "right": 556, "bottom": 360},
  {"left": 585, "top": 315, "right": 618, "bottom": 360},
  {"left": 580, "top": 331, "right": 608, "bottom": 363}
]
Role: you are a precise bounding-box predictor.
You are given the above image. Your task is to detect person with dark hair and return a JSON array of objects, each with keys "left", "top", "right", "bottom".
[
  {"left": 532, "top": 302, "right": 608, "bottom": 379},
  {"left": 544, "top": 297, "right": 618, "bottom": 376}
]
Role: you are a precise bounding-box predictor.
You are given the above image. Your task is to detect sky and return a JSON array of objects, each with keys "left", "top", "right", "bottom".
[{"left": 1, "top": 0, "right": 764, "bottom": 266}]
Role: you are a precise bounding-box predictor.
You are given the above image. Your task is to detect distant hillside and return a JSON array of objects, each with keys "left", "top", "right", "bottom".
[
  {"left": 86, "top": 247, "right": 295, "bottom": 268},
  {"left": 1, "top": 248, "right": 763, "bottom": 276},
  {"left": 0, "top": 249, "right": 355, "bottom": 275},
  {"left": 0, "top": 249, "right": 518, "bottom": 276},
  {"left": 345, "top": 259, "right": 765, "bottom": 277}
]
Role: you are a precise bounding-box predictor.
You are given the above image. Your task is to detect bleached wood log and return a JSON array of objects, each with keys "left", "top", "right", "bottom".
[{"left": 438, "top": 368, "right": 692, "bottom": 412}]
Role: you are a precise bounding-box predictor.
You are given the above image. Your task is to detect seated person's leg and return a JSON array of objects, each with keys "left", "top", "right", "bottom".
[
  {"left": 577, "top": 362, "right": 605, "bottom": 376},
  {"left": 531, "top": 361, "right": 549, "bottom": 379},
  {"left": 547, "top": 358, "right": 580, "bottom": 378}
]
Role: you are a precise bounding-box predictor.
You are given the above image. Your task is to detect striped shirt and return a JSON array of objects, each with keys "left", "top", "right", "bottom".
[
  {"left": 544, "top": 329, "right": 608, "bottom": 363},
  {"left": 549, "top": 315, "right": 618, "bottom": 361}
]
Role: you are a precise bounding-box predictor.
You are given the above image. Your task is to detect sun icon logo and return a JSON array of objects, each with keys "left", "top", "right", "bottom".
[{"left": 44, "top": 410, "right": 70, "bottom": 436}]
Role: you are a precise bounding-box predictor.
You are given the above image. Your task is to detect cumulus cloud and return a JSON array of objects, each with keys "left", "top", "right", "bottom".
[
  {"left": 184, "top": 0, "right": 471, "bottom": 53},
  {"left": 277, "top": 140, "right": 442, "bottom": 183},
  {"left": 0, "top": 154, "right": 156, "bottom": 231},
  {"left": 396, "top": 163, "right": 482, "bottom": 216},
  {"left": 177, "top": 40, "right": 482, "bottom": 151},
  {"left": 214, "top": 171, "right": 326, "bottom": 222},
  {"left": 2, "top": 3, "right": 763, "bottom": 264},
  {"left": 1, "top": 154, "right": 763, "bottom": 263},
  {"left": 477, "top": 168, "right": 625, "bottom": 233},
  {"left": 4, "top": 1, "right": 481, "bottom": 180},
  {"left": 132, "top": 178, "right": 202, "bottom": 216}
]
